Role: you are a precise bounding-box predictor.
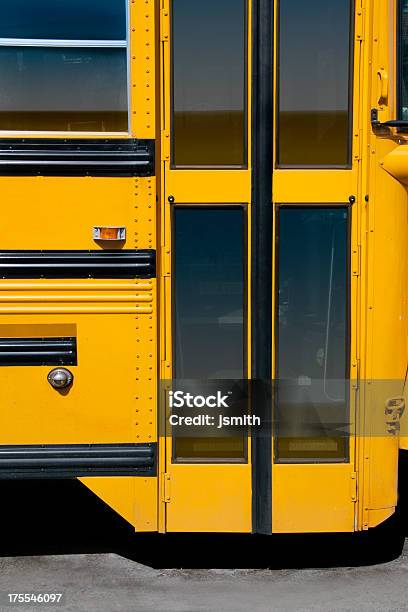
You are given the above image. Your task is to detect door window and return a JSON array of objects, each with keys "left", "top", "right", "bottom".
[
  {"left": 277, "top": 0, "right": 353, "bottom": 167},
  {"left": 173, "top": 206, "right": 247, "bottom": 460},
  {"left": 171, "top": 0, "right": 247, "bottom": 167},
  {"left": 276, "top": 206, "right": 349, "bottom": 461}
]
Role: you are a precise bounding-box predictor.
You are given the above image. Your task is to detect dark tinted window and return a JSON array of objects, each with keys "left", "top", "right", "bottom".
[
  {"left": 172, "top": 0, "right": 246, "bottom": 167},
  {"left": 0, "top": 47, "right": 127, "bottom": 132},
  {"left": 399, "top": 0, "right": 408, "bottom": 119},
  {"left": 0, "top": 0, "right": 126, "bottom": 40},
  {"left": 174, "top": 207, "right": 245, "bottom": 379},
  {"left": 278, "top": 0, "right": 352, "bottom": 166},
  {"left": 173, "top": 207, "right": 246, "bottom": 460},
  {"left": 276, "top": 207, "right": 349, "bottom": 461}
]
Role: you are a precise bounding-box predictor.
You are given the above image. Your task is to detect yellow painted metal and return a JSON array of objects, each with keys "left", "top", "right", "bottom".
[
  {"left": 0, "top": 176, "right": 155, "bottom": 251},
  {"left": 158, "top": 0, "right": 406, "bottom": 535},
  {"left": 165, "top": 170, "right": 251, "bottom": 204},
  {"left": 130, "top": 0, "right": 156, "bottom": 139},
  {"left": 79, "top": 476, "right": 158, "bottom": 531},
  {"left": 0, "top": 323, "right": 76, "bottom": 337},
  {"left": 0, "top": 306, "right": 156, "bottom": 445},
  {"left": 358, "top": 0, "right": 408, "bottom": 529},
  {"left": 271, "top": 0, "right": 408, "bottom": 534},
  {"left": 0, "top": 1, "right": 161, "bottom": 531},
  {"left": 165, "top": 465, "right": 251, "bottom": 533},
  {"left": 0, "top": 131, "right": 130, "bottom": 139},
  {"left": 367, "top": 507, "right": 395, "bottom": 528},
  {"left": 0, "top": 160, "right": 158, "bottom": 453},
  {"left": 273, "top": 171, "right": 358, "bottom": 205},
  {"left": 269, "top": 0, "right": 363, "bottom": 534},
  {"left": 0, "top": 0, "right": 405, "bottom": 536},
  {"left": 272, "top": 465, "right": 355, "bottom": 533},
  {"left": 381, "top": 145, "right": 408, "bottom": 185},
  {"left": 159, "top": 0, "right": 253, "bottom": 533},
  {"left": 0, "top": 91, "right": 158, "bottom": 533},
  {"left": 160, "top": 0, "right": 252, "bottom": 206}
]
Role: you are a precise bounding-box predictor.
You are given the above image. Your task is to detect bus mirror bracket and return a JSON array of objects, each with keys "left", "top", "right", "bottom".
[{"left": 371, "top": 107, "right": 408, "bottom": 130}]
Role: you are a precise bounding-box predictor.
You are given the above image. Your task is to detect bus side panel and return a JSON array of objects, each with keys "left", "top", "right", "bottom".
[
  {"left": 272, "top": 465, "right": 355, "bottom": 533},
  {"left": 364, "top": 0, "right": 408, "bottom": 526},
  {"left": 79, "top": 476, "right": 158, "bottom": 531},
  {"left": 0, "top": 175, "right": 158, "bottom": 529}
]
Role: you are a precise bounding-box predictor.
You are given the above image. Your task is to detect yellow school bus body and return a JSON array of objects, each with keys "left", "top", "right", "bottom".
[{"left": 0, "top": 0, "right": 406, "bottom": 536}]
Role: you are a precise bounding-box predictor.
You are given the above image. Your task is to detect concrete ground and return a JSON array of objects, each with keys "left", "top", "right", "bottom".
[
  {"left": 1, "top": 544, "right": 408, "bottom": 612},
  {"left": 0, "top": 478, "right": 407, "bottom": 612}
]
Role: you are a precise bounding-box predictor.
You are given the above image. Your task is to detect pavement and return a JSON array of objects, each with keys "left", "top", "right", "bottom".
[
  {"left": 0, "top": 479, "right": 407, "bottom": 612},
  {"left": 0, "top": 542, "right": 408, "bottom": 612}
]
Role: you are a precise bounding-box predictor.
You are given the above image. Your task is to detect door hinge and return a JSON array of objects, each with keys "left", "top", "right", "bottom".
[
  {"left": 161, "top": 7, "right": 170, "bottom": 43},
  {"left": 355, "top": 8, "right": 365, "bottom": 42},
  {"left": 352, "top": 358, "right": 360, "bottom": 391},
  {"left": 350, "top": 472, "right": 358, "bottom": 502},
  {"left": 161, "top": 130, "right": 170, "bottom": 162},
  {"left": 353, "top": 129, "right": 363, "bottom": 162},
  {"left": 161, "top": 359, "right": 172, "bottom": 378},
  {"left": 352, "top": 244, "right": 361, "bottom": 277},
  {"left": 162, "top": 472, "right": 171, "bottom": 503},
  {"left": 162, "top": 248, "right": 171, "bottom": 277}
]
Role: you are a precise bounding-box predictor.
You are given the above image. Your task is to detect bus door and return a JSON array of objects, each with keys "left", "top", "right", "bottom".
[
  {"left": 271, "top": 0, "right": 360, "bottom": 533},
  {"left": 160, "top": 0, "right": 361, "bottom": 533},
  {"left": 160, "top": 0, "right": 252, "bottom": 532}
]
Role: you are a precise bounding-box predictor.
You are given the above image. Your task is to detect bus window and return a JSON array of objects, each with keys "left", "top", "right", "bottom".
[
  {"left": 277, "top": 0, "right": 352, "bottom": 167},
  {"left": 276, "top": 206, "right": 349, "bottom": 461},
  {"left": 0, "top": 0, "right": 126, "bottom": 40},
  {"left": 0, "top": 0, "right": 128, "bottom": 132},
  {"left": 399, "top": 0, "right": 408, "bottom": 120},
  {"left": 171, "top": 0, "right": 247, "bottom": 167},
  {"left": 173, "top": 206, "right": 247, "bottom": 460}
]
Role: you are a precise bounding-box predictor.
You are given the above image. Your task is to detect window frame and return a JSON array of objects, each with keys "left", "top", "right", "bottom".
[{"left": 0, "top": 0, "right": 130, "bottom": 135}]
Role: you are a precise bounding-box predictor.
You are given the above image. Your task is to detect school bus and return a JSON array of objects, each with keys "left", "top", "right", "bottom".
[{"left": 0, "top": 0, "right": 407, "bottom": 539}]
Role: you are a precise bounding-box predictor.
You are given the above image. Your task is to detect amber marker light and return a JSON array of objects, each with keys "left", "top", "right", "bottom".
[{"left": 93, "top": 226, "right": 126, "bottom": 241}]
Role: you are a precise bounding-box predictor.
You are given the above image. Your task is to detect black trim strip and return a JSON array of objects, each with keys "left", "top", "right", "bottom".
[
  {"left": 251, "top": 0, "right": 273, "bottom": 534},
  {"left": 0, "top": 444, "right": 157, "bottom": 478},
  {"left": 0, "top": 250, "right": 156, "bottom": 279},
  {"left": 0, "top": 139, "right": 154, "bottom": 177},
  {"left": 0, "top": 337, "right": 77, "bottom": 366}
]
